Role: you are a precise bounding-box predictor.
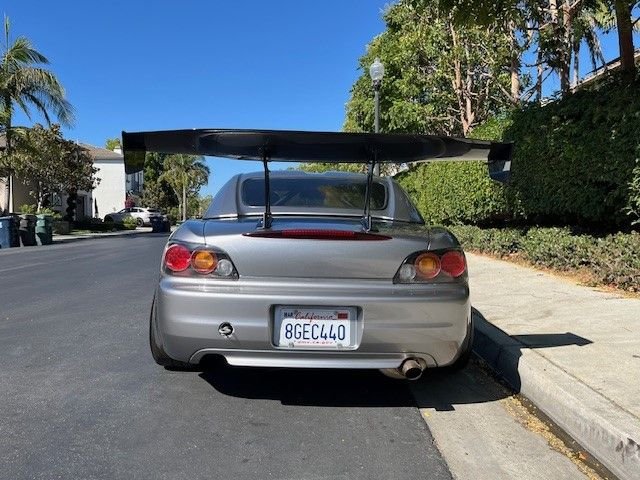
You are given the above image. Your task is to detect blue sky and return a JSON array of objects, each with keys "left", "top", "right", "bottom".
[
  {"left": 6, "top": 0, "right": 389, "bottom": 195},
  {"left": 5, "top": 1, "right": 635, "bottom": 196}
]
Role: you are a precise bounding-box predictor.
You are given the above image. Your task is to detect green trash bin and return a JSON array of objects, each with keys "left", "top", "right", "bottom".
[
  {"left": 36, "top": 214, "right": 54, "bottom": 245},
  {"left": 0, "top": 216, "right": 20, "bottom": 249},
  {"left": 19, "top": 214, "right": 37, "bottom": 247}
]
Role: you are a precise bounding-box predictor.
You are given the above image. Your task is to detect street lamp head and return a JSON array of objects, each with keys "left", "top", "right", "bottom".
[{"left": 369, "top": 57, "right": 385, "bottom": 83}]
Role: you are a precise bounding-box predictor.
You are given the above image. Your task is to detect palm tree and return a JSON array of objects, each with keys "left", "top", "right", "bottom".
[
  {"left": 570, "top": 3, "right": 608, "bottom": 88},
  {"left": 160, "top": 154, "right": 210, "bottom": 221},
  {"left": 612, "top": 0, "right": 639, "bottom": 81},
  {"left": 1, "top": 15, "right": 74, "bottom": 213}
]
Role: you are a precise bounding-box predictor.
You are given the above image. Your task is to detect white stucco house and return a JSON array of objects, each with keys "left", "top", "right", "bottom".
[{"left": 0, "top": 140, "right": 141, "bottom": 220}]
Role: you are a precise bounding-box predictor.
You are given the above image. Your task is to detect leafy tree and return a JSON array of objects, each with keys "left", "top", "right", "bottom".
[
  {"left": 0, "top": 16, "right": 74, "bottom": 212},
  {"left": 188, "top": 194, "right": 213, "bottom": 218},
  {"left": 12, "top": 124, "right": 99, "bottom": 210},
  {"left": 160, "top": 154, "right": 209, "bottom": 221},
  {"left": 104, "top": 137, "right": 121, "bottom": 151},
  {"left": 197, "top": 194, "right": 213, "bottom": 217},
  {"left": 141, "top": 152, "right": 178, "bottom": 211},
  {"left": 300, "top": 0, "right": 514, "bottom": 176},
  {"left": 344, "top": 1, "right": 514, "bottom": 138},
  {"left": 439, "top": 0, "right": 637, "bottom": 91}
]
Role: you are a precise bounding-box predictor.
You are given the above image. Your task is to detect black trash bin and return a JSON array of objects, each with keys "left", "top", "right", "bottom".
[
  {"left": 19, "top": 214, "right": 37, "bottom": 246},
  {"left": 0, "top": 216, "right": 20, "bottom": 249},
  {"left": 36, "top": 214, "right": 54, "bottom": 245},
  {"left": 150, "top": 216, "right": 163, "bottom": 233}
]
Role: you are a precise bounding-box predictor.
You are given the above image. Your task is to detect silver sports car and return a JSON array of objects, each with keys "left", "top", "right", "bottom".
[{"left": 122, "top": 129, "right": 512, "bottom": 380}]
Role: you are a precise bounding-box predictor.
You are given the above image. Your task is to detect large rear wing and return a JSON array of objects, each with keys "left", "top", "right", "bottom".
[
  {"left": 121, "top": 128, "right": 513, "bottom": 229},
  {"left": 121, "top": 128, "right": 512, "bottom": 182}
]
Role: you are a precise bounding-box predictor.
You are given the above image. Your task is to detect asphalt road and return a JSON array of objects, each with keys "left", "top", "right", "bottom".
[{"left": 0, "top": 234, "right": 453, "bottom": 480}]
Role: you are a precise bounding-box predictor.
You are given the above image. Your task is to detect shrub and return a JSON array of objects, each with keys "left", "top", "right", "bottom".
[
  {"left": 451, "top": 225, "right": 522, "bottom": 256},
  {"left": 122, "top": 217, "right": 137, "bottom": 230},
  {"left": 449, "top": 225, "right": 640, "bottom": 292},
  {"left": 73, "top": 219, "right": 133, "bottom": 232},
  {"left": 18, "top": 204, "right": 37, "bottom": 214},
  {"left": 166, "top": 207, "right": 179, "bottom": 225},
  {"left": 519, "top": 228, "right": 593, "bottom": 270},
  {"left": 627, "top": 159, "right": 640, "bottom": 225}
]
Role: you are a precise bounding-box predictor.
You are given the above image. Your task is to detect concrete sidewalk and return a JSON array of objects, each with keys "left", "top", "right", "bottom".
[{"left": 467, "top": 253, "right": 640, "bottom": 480}]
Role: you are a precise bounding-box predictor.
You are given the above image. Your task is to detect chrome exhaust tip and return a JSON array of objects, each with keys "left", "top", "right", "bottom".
[{"left": 400, "top": 358, "right": 424, "bottom": 381}]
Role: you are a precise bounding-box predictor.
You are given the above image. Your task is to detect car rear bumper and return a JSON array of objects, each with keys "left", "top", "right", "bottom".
[{"left": 154, "top": 276, "right": 471, "bottom": 369}]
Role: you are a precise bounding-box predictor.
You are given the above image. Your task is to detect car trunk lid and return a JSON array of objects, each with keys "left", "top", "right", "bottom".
[{"left": 203, "top": 217, "right": 431, "bottom": 279}]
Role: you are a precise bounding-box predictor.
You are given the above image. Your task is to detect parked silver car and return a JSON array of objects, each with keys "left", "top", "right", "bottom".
[
  {"left": 122, "top": 129, "right": 512, "bottom": 380},
  {"left": 104, "top": 207, "right": 166, "bottom": 226}
]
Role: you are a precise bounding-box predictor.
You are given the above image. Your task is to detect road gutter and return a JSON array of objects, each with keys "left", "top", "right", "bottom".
[{"left": 473, "top": 313, "right": 640, "bottom": 480}]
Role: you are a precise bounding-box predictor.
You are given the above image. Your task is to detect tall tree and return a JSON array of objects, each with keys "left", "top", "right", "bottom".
[
  {"left": 160, "top": 154, "right": 209, "bottom": 221},
  {"left": 0, "top": 16, "right": 74, "bottom": 212},
  {"left": 608, "top": 0, "right": 638, "bottom": 81},
  {"left": 141, "top": 152, "right": 178, "bottom": 211},
  {"left": 570, "top": 2, "right": 608, "bottom": 88},
  {"left": 13, "top": 124, "right": 98, "bottom": 210},
  {"left": 344, "top": 0, "right": 514, "bottom": 137},
  {"left": 440, "top": 0, "right": 636, "bottom": 92}
]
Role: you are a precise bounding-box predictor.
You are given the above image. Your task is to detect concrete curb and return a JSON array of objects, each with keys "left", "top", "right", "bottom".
[
  {"left": 473, "top": 312, "right": 640, "bottom": 480},
  {"left": 52, "top": 228, "right": 162, "bottom": 244}
]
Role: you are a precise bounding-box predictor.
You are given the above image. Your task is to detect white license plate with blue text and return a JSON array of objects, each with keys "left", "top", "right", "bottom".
[{"left": 276, "top": 307, "right": 354, "bottom": 349}]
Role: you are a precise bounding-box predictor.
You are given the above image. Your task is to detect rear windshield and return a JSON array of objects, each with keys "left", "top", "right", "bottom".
[{"left": 241, "top": 177, "right": 387, "bottom": 210}]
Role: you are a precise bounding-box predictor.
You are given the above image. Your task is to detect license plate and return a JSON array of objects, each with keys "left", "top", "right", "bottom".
[{"left": 275, "top": 307, "right": 355, "bottom": 349}]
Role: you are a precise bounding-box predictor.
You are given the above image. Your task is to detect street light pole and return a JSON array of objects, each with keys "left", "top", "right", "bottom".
[
  {"left": 374, "top": 85, "right": 380, "bottom": 134},
  {"left": 369, "top": 58, "right": 384, "bottom": 176}
]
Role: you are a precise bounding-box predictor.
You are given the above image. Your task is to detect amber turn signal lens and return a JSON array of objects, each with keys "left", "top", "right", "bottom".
[
  {"left": 191, "top": 250, "right": 218, "bottom": 274},
  {"left": 414, "top": 253, "right": 441, "bottom": 279}
]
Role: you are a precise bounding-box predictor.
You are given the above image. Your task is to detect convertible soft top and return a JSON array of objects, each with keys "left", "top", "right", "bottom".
[{"left": 121, "top": 128, "right": 512, "bottom": 182}]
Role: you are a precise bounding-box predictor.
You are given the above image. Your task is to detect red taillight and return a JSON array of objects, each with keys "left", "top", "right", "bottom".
[
  {"left": 164, "top": 244, "right": 191, "bottom": 272},
  {"left": 440, "top": 251, "right": 466, "bottom": 277},
  {"left": 245, "top": 229, "right": 391, "bottom": 240}
]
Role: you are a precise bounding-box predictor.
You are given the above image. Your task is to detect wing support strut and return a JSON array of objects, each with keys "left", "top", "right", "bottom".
[
  {"left": 361, "top": 151, "right": 378, "bottom": 232},
  {"left": 260, "top": 149, "right": 272, "bottom": 229}
]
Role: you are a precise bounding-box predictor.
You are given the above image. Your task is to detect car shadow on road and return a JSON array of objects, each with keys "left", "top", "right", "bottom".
[
  {"left": 198, "top": 363, "right": 418, "bottom": 407},
  {"left": 197, "top": 357, "right": 507, "bottom": 410}
]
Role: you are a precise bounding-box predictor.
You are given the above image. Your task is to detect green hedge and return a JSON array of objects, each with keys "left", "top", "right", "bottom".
[
  {"left": 504, "top": 75, "right": 640, "bottom": 227},
  {"left": 72, "top": 219, "right": 134, "bottom": 232},
  {"left": 397, "top": 74, "right": 640, "bottom": 228},
  {"left": 396, "top": 161, "right": 510, "bottom": 225},
  {"left": 450, "top": 225, "right": 640, "bottom": 292},
  {"left": 396, "top": 116, "right": 515, "bottom": 226}
]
